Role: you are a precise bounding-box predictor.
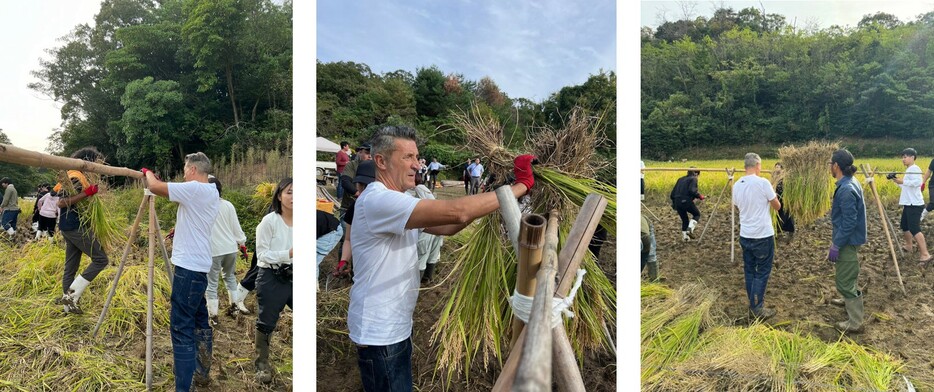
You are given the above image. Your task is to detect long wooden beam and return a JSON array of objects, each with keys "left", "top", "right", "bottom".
[{"left": 0, "top": 143, "right": 143, "bottom": 178}]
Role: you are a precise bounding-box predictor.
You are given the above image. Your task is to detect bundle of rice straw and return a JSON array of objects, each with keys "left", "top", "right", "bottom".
[{"left": 777, "top": 141, "right": 839, "bottom": 225}]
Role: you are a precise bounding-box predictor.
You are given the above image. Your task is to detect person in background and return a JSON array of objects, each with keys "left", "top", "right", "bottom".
[
  {"left": 143, "top": 152, "right": 220, "bottom": 390},
  {"left": 35, "top": 188, "right": 60, "bottom": 241},
  {"left": 0, "top": 178, "right": 21, "bottom": 237},
  {"left": 468, "top": 158, "right": 484, "bottom": 195},
  {"left": 641, "top": 214, "right": 658, "bottom": 281},
  {"left": 827, "top": 149, "right": 867, "bottom": 332},
  {"left": 427, "top": 158, "right": 446, "bottom": 189},
  {"left": 669, "top": 168, "right": 704, "bottom": 241},
  {"left": 406, "top": 173, "right": 443, "bottom": 284},
  {"left": 316, "top": 209, "right": 342, "bottom": 288},
  {"left": 331, "top": 145, "right": 372, "bottom": 276},
  {"left": 253, "top": 178, "right": 293, "bottom": 384},
  {"left": 771, "top": 162, "right": 796, "bottom": 242},
  {"left": 335, "top": 141, "right": 351, "bottom": 199},
  {"left": 462, "top": 158, "right": 472, "bottom": 195},
  {"left": 333, "top": 160, "right": 376, "bottom": 277},
  {"left": 733, "top": 153, "right": 781, "bottom": 321},
  {"left": 890, "top": 148, "right": 931, "bottom": 265},
  {"left": 31, "top": 183, "right": 50, "bottom": 233},
  {"left": 52, "top": 147, "right": 108, "bottom": 315},
  {"left": 206, "top": 176, "right": 247, "bottom": 326}
]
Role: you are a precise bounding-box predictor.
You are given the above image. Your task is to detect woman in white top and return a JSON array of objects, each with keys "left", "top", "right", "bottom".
[
  {"left": 206, "top": 177, "right": 247, "bottom": 324},
  {"left": 254, "top": 177, "right": 293, "bottom": 384},
  {"left": 891, "top": 148, "right": 931, "bottom": 264}
]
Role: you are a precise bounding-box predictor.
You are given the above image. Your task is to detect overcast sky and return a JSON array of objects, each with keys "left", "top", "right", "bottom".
[
  {"left": 0, "top": 1, "right": 101, "bottom": 153},
  {"left": 317, "top": 0, "right": 616, "bottom": 103},
  {"left": 641, "top": 1, "right": 934, "bottom": 30}
]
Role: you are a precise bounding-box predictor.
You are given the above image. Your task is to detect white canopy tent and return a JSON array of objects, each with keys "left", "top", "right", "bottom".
[{"left": 316, "top": 136, "right": 341, "bottom": 153}]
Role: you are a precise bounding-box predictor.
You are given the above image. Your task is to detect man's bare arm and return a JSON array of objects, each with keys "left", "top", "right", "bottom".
[{"left": 407, "top": 184, "right": 528, "bottom": 233}]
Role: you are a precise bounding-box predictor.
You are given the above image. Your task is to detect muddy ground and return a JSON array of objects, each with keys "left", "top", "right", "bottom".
[
  {"left": 643, "top": 195, "right": 934, "bottom": 387},
  {"left": 317, "top": 185, "right": 617, "bottom": 391}
]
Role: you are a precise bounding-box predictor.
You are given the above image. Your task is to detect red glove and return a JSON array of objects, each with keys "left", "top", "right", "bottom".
[
  {"left": 83, "top": 184, "right": 99, "bottom": 197},
  {"left": 333, "top": 260, "right": 350, "bottom": 277},
  {"left": 513, "top": 154, "right": 536, "bottom": 191},
  {"left": 698, "top": 194, "right": 706, "bottom": 200},
  {"left": 141, "top": 168, "right": 161, "bottom": 181},
  {"left": 239, "top": 245, "right": 249, "bottom": 260}
]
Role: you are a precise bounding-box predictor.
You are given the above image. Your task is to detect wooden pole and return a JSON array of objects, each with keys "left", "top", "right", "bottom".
[
  {"left": 92, "top": 194, "right": 148, "bottom": 338},
  {"left": 0, "top": 143, "right": 143, "bottom": 178},
  {"left": 552, "top": 325, "right": 585, "bottom": 392},
  {"left": 641, "top": 202, "right": 661, "bottom": 222},
  {"left": 152, "top": 214, "right": 173, "bottom": 288},
  {"left": 698, "top": 169, "right": 735, "bottom": 243},
  {"left": 515, "top": 210, "right": 560, "bottom": 392},
  {"left": 510, "top": 214, "right": 546, "bottom": 348},
  {"left": 146, "top": 196, "right": 156, "bottom": 390},
  {"left": 496, "top": 185, "right": 522, "bottom": 256},
  {"left": 861, "top": 164, "right": 906, "bottom": 294},
  {"left": 492, "top": 328, "right": 527, "bottom": 392}
]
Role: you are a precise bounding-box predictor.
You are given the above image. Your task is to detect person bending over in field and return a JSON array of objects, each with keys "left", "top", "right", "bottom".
[
  {"left": 349, "top": 125, "right": 534, "bottom": 391},
  {"left": 144, "top": 152, "right": 220, "bottom": 390},
  {"left": 827, "top": 149, "right": 868, "bottom": 332},
  {"left": 733, "top": 153, "right": 781, "bottom": 321},
  {"left": 889, "top": 148, "right": 932, "bottom": 265},
  {"left": 52, "top": 147, "right": 108, "bottom": 315},
  {"left": 670, "top": 168, "right": 704, "bottom": 241}
]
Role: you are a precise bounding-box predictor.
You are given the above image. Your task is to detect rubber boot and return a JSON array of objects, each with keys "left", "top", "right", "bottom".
[
  {"left": 207, "top": 298, "right": 220, "bottom": 325},
  {"left": 837, "top": 296, "right": 864, "bottom": 332},
  {"left": 255, "top": 331, "right": 273, "bottom": 384},
  {"left": 688, "top": 219, "right": 698, "bottom": 233},
  {"left": 62, "top": 275, "right": 91, "bottom": 314},
  {"left": 421, "top": 263, "right": 436, "bottom": 284},
  {"left": 231, "top": 284, "right": 251, "bottom": 314},
  {"left": 193, "top": 328, "right": 214, "bottom": 387},
  {"left": 647, "top": 262, "right": 659, "bottom": 282},
  {"left": 682, "top": 231, "right": 691, "bottom": 242},
  {"left": 6, "top": 227, "right": 14, "bottom": 237}
]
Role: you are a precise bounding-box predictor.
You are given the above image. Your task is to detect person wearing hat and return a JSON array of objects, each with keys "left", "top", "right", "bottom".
[
  {"left": 333, "top": 159, "right": 376, "bottom": 276},
  {"left": 889, "top": 147, "right": 932, "bottom": 264},
  {"left": 0, "top": 177, "right": 20, "bottom": 237},
  {"left": 827, "top": 149, "right": 867, "bottom": 332}
]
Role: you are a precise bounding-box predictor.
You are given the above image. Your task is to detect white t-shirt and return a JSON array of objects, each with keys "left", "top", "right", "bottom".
[
  {"left": 348, "top": 181, "right": 422, "bottom": 346},
  {"left": 900, "top": 164, "right": 924, "bottom": 206},
  {"left": 256, "top": 212, "right": 292, "bottom": 268},
  {"left": 732, "top": 174, "right": 777, "bottom": 239},
  {"left": 211, "top": 199, "right": 246, "bottom": 257},
  {"left": 168, "top": 181, "right": 220, "bottom": 272}
]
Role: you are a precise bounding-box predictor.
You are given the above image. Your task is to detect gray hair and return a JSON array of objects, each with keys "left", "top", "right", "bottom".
[
  {"left": 744, "top": 153, "right": 761, "bottom": 169},
  {"left": 370, "top": 126, "right": 418, "bottom": 158},
  {"left": 185, "top": 152, "right": 213, "bottom": 174}
]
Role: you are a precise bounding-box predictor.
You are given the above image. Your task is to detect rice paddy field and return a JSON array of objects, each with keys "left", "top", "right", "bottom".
[
  {"left": 642, "top": 155, "right": 934, "bottom": 391},
  {"left": 2, "top": 187, "right": 291, "bottom": 391}
]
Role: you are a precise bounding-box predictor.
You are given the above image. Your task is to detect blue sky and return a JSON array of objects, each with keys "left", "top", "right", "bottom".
[{"left": 317, "top": 0, "right": 616, "bottom": 102}]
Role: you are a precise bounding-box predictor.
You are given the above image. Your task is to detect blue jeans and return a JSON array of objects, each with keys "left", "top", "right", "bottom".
[
  {"left": 1, "top": 210, "right": 19, "bottom": 231},
  {"left": 740, "top": 236, "right": 774, "bottom": 312},
  {"left": 317, "top": 225, "right": 343, "bottom": 279},
  {"left": 170, "top": 266, "right": 212, "bottom": 391},
  {"left": 336, "top": 182, "right": 344, "bottom": 199},
  {"left": 357, "top": 337, "right": 413, "bottom": 392}
]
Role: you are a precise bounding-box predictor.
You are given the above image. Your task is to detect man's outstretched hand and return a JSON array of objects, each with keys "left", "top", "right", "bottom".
[{"left": 513, "top": 154, "right": 536, "bottom": 191}]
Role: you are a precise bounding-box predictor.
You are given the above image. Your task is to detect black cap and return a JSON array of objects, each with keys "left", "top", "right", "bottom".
[
  {"left": 354, "top": 160, "right": 376, "bottom": 185},
  {"left": 356, "top": 143, "right": 371, "bottom": 152},
  {"left": 901, "top": 148, "right": 917, "bottom": 158},
  {"left": 831, "top": 149, "right": 854, "bottom": 168}
]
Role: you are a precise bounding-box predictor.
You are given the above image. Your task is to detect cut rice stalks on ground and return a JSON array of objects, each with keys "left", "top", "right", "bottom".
[{"left": 641, "top": 282, "right": 916, "bottom": 391}]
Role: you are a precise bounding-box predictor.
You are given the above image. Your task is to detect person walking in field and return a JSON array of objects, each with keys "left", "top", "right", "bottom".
[
  {"left": 0, "top": 178, "right": 21, "bottom": 237},
  {"left": 144, "top": 152, "right": 220, "bottom": 390},
  {"left": 670, "top": 168, "right": 705, "bottom": 241},
  {"left": 52, "top": 147, "right": 108, "bottom": 315},
  {"left": 462, "top": 158, "right": 472, "bottom": 195},
  {"left": 733, "top": 153, "right": 781, "bottom": 320},
  {"left": 205, "top": 176, "right": 248, "bottom": 326},
  {"left": 427, "top": 157, "right": 446, "bottom": 189},
  {"left": 827, "top": 149, "right": 867, "bottom": 332},
  {"left": 34, "top": 188, "right": 60, "bottom": 240},
  {"left": 889, "top": 148, "right": 932, "bottom": 265},
  {"left": 349, "top": 125, "right": 535, "bottom": 391}
]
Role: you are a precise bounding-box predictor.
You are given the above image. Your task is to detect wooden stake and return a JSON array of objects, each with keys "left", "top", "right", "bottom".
[
  {"left": 152, "top": 214, "right": 173, "bottom": 288},
  {"left": 698, "top": 169, "right": 735, "bottom": 243},
  {"left": 860, "top": 164, "right": 906, "bottom": 295},
  {"left": 146, "top": 196, "right": 156, "bottom": 390}
]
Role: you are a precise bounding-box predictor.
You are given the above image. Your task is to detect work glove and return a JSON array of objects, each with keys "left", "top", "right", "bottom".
[
  {"left": 83, "top": 184, "right": 99, "bottom": 197},
  {"left": 239, "top": 244, "right": 249, "bottom": 260},
  {"left": 141, "top": 168, "right": 162, "bottom": 181},
  {"left": 698, "top": 194, "right": 706, "bottom": 201},
  {"left": 513, "top": 154, "right": 536, "bottom": 191},
  {"left": 828, "top": 244, "right": 840, "bottom": 263},
  {"left": 333, "top": 259, "right": 351, "bottom": 277}
]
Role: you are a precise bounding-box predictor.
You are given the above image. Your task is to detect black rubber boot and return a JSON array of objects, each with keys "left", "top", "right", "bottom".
[
  {"left": 255, "top": 331, "right": 273, "bottom": 384},
  {"left": 422, "top": 263, "right": 436, "bottom": 284}
]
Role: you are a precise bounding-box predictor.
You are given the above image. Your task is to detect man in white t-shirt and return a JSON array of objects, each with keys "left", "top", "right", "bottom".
[
  {"left": 732, "top": 152, "right": 781, "bottom": 320},
  {"left": 889, "top": 148, "right": 932, "bottom": 265},
  {"left": 144, "top": 152, "right": 220, "bottom": 391},
  {"left": 349, "top": 125, "right": 534, "bottom": 391}
]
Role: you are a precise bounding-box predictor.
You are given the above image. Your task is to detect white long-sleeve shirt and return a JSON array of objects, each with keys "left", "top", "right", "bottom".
[
  {"left": 900, "top": 164, "right": 924, "bottom": 206},
  {"left": 256, "top": 212, "right": 293, "bottom": 268},
  {"left": 211, "top": 199, "right": 247, "bottom": 257}
]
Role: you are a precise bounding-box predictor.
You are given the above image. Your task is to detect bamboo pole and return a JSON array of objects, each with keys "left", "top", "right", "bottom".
[
  {"left": 92, "top": 193, "right": 148, "bottom": 338},
  {"left": 496, "top": 185, "right": 522, "bottom": 255},
  {"left": 515, "top": 210, "right": 560, "bottom": 392},
  {"left": 0, "top": 143, "right": 143, "bottom": 178},
  {"left": 152, "top": 214, "right": 173, "bottom": 288},
  {"left": 641, "top": 202, "right": 660, "bottom": 222},
  {"left": 146, "top": 196, "right": 156, "bottom": 390},
  {"left": 643, "top": 167, "right": 771, "bottom": 174},
  {"left": 861, "top": 164, "right": 906, "bottom": 294},
  {"left": 510, "top": 214, "right": 546, "bottom": 348},
  {"left": 698, "top": 169, "right": 735, "bottom": 243},
  {"left": 552, "top": 325, "right": 584, "bottom": 392}
]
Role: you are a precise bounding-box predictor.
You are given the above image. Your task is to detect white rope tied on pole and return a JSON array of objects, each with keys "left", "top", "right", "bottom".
[
  {"left": 510, "top": 269, "right": 587, "bottom": 328},
  {"left": 143, "top": 188, "right": 155, "bottom": 196}
]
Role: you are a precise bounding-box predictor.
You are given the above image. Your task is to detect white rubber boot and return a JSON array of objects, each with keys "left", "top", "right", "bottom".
[
  {"left": 688, "top": 219, "right": 698, "bottom": 233},
  {"left": 6, "top": 228, "right": 14, "bottom": 237},
  {"left": 207, "top": 298, "right": 220, "bottom": 324},
  {"left": 682, "top": 231, "right": 691, "bottom": 241},
  {"left": 231, "top": 284, "right": 251, "bottom": 314},
  {"left": 63, "top": 275, "right": 91, "bottom": 314},
  {"left": 922, "top": 209, "right": 929, "bottom": 222}
]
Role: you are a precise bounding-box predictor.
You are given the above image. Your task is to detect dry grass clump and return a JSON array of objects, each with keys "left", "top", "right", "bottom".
[{"left": 777, "top": 141, "right": 839, "bottom": 225}]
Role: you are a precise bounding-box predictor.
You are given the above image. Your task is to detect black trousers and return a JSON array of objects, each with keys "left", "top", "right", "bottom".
[
  {"left": 256, "top": 267, "right": 292, "bottom": 334},
  {"left": 673, "top": 201, "right": 700, "bottom": 231}
]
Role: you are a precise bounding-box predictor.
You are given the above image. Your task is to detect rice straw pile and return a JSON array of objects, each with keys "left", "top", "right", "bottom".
[{"left": 777, "top": 141, "right": 839, "bottom": 225}]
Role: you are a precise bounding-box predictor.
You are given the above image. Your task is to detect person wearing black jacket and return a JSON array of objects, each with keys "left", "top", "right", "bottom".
[{"left": 670, "top": 168, "right": 705, "bottom": 241}]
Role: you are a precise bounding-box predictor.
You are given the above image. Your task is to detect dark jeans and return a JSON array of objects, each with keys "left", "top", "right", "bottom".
[
  {"left": 357, "top": 337, "right": 413, "bottom": 392},
  {"left": 429, "top": 170, "right": 440, "bottom": 189},
  {"left": 240, "top": 253, "right": 259, "bottom": 291},
  {"left": 740, "top": 236, "right": 774, "bottom": 312},
  {"left": 61, "top": 228, "right": 109, "bottom": 294},
  {"left": 673, "top": 201, "right": 700, "bottom": 231},
  {"left": 170, "top": 266, "right": 212, "bottom": 392},
  {"left": 1, "top": 210, "right": 19, "bottom": 231},
  {"left": 256, "top": 267, "right": 293, "bottom": 334}
]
